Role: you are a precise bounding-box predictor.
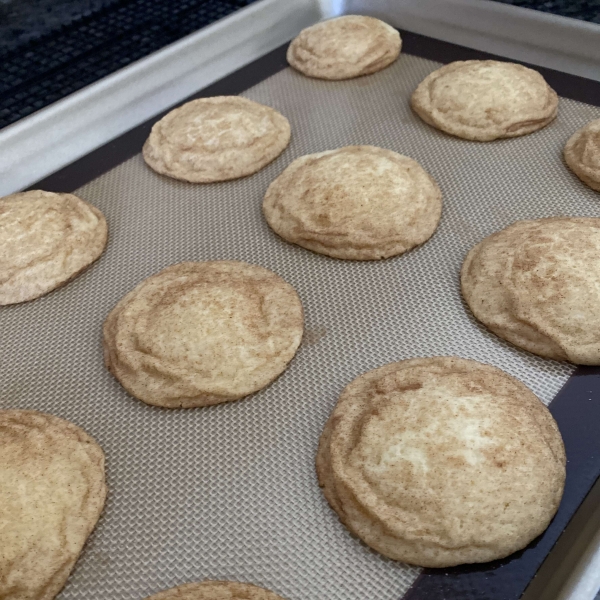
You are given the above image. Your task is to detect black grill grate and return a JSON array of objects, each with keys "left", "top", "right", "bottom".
[
  {"left": 494, "top": 0, "right": 600, "bottom": 23},
  {"left": 0, "top": 0, "right": 257, "bottom": 130}
]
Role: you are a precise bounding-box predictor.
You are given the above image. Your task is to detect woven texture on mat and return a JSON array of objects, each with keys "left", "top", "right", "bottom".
[{"left": 2, "top": 53, "right": 600, "bottom": 600}]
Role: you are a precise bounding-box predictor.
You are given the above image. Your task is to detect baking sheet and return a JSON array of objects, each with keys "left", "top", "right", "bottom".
[{"left": 2, "top": 51, "right": 600, "bottom": 600}]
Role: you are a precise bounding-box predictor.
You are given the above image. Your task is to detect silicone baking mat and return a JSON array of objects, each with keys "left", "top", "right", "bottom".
[{"left": 2, "top": 36, "right": 600, "bottom": 600}]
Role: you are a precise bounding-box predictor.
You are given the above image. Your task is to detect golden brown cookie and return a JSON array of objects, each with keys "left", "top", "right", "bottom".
[
  {"left": 317, "top": 357, "right": 565, "bottom": 568},
  {"left": 287, "top": 15, "right": 401, "bottom": 80},
  {"left": 263, "top": 146, "right": 442, "bottom": 260},
  {"left": 0, "top": 410, "right": 106, "bottom": 600},
  {"left": 411, "top": 60, "right": 558, "bottom": 141},
  {"left": 0, "top": 190, "right": 107, "bottom": 305},
  {"left": 143, "top": 97, "right": 290, "bottom": 182},
  {"left": 564, "top": 118, "right": 600, "bottom": 191},
  {"left": 462, "top": 217, "right": 600, "bottom": 364},
  {"left": 103, "top": 261, "right": 304, "bottom": 408},
  {"left": 143, "top": 581, "right": 286, "bottom": 600}
]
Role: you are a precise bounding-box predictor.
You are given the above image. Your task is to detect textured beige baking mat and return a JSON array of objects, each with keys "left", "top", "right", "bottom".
[{"left": 2, "top": 53, "right": 600, "bottom": 600}]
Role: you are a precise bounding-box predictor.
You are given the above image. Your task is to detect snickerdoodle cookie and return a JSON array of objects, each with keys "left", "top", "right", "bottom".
[
  {"left": 564, "top": 118, "right": 600, "bottom": 191},
  {"left": 462, "top": 217, "right": 600, "bottom": 364},
  {"left": 287, "top": 15, "right": 401, "bottom": 80},
  {"left": 143, "top": 97, "right": 290, "bottom": 182},
  {"left": 0, "top": 410, "right": 106, "bottom": 600},
  {"left": 103, "top": 261, "right": 303, "bottom": 408},
  {"left": 411, "top": 60, "right": 558, "bottom": 141},
  {"left": 263, "top": 146, "right": 442, "bottom": 260},
  {"left": 0, "top": 190, "right": 107, "bottom": 304},
  {"left": 317, "top": 357, "right": 565, "bottom": 567}
]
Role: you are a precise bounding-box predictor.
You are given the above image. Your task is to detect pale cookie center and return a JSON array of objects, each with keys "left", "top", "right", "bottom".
[
  {"left": 0, "top": 445, "right": 88, "bottom": 562},
  {"left": 431, "top": 65, "right": 546, "bottom": 125},
  {"left": 580, "top": 130, "right": 600, "bottom": 169},
  {"left": 168, "top": 108, "right": 270, "bottom": 152},
  {"left": 0, "top": 200, "right": 67, "bottom": 275},
  {"left": 353, "top": 391, "right": 496, "bottom": 503},
  {"left": 141, "top": 284, "right": 274, "bottom": 374},
  {"left": 304, "top": 23, "right": 376, "bottom": 62},
  {"left": 297, "top": 154, "right": 415, "bottom": 232}
]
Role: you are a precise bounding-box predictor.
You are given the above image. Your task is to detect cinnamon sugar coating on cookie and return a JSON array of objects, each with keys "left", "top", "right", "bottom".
[
  {"left": 103, "top": 261, "right": 304, "bottom": 408},
  {"left": 462, "top": 217, "right": 600, "bottom": 364},
  {"left": 564, "top": 118, "right": 600, "bottom": 191},
  {"left": 263, "top": 146, "right": 442, "bottom": 260},
  {"left": 143, "top": 581, "right": 287, "bottom": 600},
  {"left": 0, "top": 190, "right": 107, "bottom": 304},
  {"left": 287, "top": 15, "right": 401, "bottom": 80},
  {"left": 143, "top": 96, "right": 290, "bottom": 182},
  {"left": 317, "top": 357, "right": 565, "bottom": 567},
  {"left": 411, "top": 60, "right": 557, "bottom": 141},
  {"left": 0, "top": 410, "right": 106, "bottom": 600}
]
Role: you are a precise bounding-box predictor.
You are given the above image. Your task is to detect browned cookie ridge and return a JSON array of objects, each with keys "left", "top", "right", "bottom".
[{"left": 143, "top": 581, "right": 287, "bottom": 600}]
